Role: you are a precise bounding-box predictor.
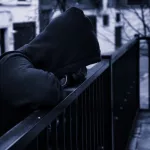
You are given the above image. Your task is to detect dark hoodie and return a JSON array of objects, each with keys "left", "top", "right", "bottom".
[{"left": 0, "top": 7, "right": 101, "bottom": 136}]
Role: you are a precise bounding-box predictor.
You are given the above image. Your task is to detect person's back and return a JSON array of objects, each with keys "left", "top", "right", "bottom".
[{"left": 0, "top": 7, "right": 101, "bottom": 136}]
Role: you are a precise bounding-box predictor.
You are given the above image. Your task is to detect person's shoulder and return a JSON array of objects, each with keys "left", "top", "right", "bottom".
[{"left": 0, "top": 51, "right": 31, "bottom": 66}]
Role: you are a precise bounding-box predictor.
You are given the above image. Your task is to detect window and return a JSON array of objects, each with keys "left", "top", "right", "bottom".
[
  {"left": 103, "top": 14, "right": 109, "bottom": 26},
  {"left": 17, "top": 0, "right": 31, "bottom": 5},
  {"left": 40, "top": 0, "right": 55, "bottom": 5},
  {"left": 13, "top": 22, "right": 36, "bottom": 49},
  {"left": 115, "top": 26, "right": 122, "bottom": 48},
  {"left": 127, "top": 0, "right": 150, "bottom": 5},
  {"left": 18, "top": 0, "right": 30, "bottom": 1},
  {"left": 0, "top": 29, "right": 6, "bottom": 55},
  {"left": 116, "top": 13, "right": 121, "bottom": 22},
  {"left": 128, "top": 0, "right": 141, "bottom": 5},
  {"left": 0, "top": 0, "right": 31, "bottom": 5},
  {"left": 108, "top": 0, "right": 150, "bottom": 7}
]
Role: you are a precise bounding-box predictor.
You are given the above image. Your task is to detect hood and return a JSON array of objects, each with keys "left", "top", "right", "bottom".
[{"left": 18, "top": 7, "right": 101, "bottom": 78}]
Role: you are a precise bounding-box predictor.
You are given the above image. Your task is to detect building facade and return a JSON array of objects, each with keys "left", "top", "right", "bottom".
[
  {"left": 0, "top": 0, "right": 39, "bottom": 55},
  {"left": 107, "top": 0, "right": 150, "bottom": 48},
  {"left": 1, "top": 0, "right": 147, "bottom": 56}
]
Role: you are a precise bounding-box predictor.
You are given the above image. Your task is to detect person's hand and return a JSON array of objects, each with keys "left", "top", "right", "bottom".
[
  {"left": 60, "top": 67, "right": 87, "bottom": 88},
  {"left": 60, "top": 75, "right": 68, "bottom": 88}
]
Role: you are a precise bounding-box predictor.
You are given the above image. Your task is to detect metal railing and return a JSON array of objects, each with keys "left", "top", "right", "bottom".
[
  {"left": 0, "top": 36, "right": 140, "bottom": 150},
  {"left": 103, "top": 35, "right": 140, "bottom": 150}
]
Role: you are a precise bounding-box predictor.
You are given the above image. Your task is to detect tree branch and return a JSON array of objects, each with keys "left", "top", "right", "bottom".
[
  {"left": 140, "top": 5, "right": 147, "bottom": 36},
  {"left": 97, "top": 31, "right": 115, "bottom": 45},
  {"left": 131, "top": 5, "right": 150, "bottom": 34},
  {"left": 120, "top": 10, "right": 144, "bottom": 36}
]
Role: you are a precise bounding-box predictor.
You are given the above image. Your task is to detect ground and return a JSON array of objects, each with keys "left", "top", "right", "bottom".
[
  {"left": 127, "top": 53, "right": 150, "bottom": 150},
  {"left": 127, "top": 111, "right": 150, "bottom": 150},
  {"left": 140, "top": 55, "right": 149, "bottom": 109}
]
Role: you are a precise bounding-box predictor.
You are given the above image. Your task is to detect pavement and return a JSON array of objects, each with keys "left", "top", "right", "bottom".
[
  {"left": 140, "top": 55, "right": 149, "bottom": 109},
  {"left": 127, "top": 54, "right": 150, "bottom": 150},
  {"left": 127, "top": 111, "right": 150, "bottom": 150}
]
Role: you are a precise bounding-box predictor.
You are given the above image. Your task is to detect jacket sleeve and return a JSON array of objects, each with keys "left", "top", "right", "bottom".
[
  {"left": 17, "top": 68, "right": 64, "bottom": 108},
  {"left": 2, "top": 56, "right": 64, "bottom": 109}
]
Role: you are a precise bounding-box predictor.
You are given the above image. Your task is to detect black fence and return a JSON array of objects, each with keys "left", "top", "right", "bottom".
[{"left": 0, "top": 36, "right": 140, "bottom": 150}]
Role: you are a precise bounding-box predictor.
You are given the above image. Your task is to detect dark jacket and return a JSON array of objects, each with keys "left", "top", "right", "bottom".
[{"left": 0, "top": 7, "right": 101, "bottom": 136}]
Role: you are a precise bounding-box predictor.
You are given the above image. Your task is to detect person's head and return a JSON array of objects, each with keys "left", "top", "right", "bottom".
[{"left": 19, "top": 7, "right": 101, "bottom": 78}]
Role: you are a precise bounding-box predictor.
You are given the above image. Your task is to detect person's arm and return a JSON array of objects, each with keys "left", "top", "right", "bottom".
[{"left": 2, "top": 56, "right": 64, "bottom": 109}]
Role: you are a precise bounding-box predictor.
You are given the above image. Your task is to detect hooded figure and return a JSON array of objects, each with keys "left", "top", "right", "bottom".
[{"left": 0, "top": 7, "right": 101, "bottom": 136}]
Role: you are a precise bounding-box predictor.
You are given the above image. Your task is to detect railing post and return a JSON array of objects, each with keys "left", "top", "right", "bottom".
[
  {"left": 107, "top": 55, "right": 115, "bottom": 150},
  {"left": 102, "top": 54, "right": 114, "bottom": 150},
  {"left": 147, "top": 37, "right": 150, "bottom": 109},
  {"left": 134, "top": 34, "right": 140, "bottom": 109}
]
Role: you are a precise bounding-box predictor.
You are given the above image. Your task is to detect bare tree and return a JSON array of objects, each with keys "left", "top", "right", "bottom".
[{"left": 118, "top": 4, "right": 150, "bottom": 52}]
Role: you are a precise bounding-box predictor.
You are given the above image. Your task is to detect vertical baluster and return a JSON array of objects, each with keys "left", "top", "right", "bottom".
[
  {"left": 36, "top": 137, "right": 39, "bottom": 150},
  {"left": 99, "top": 76, "right": 103, "bottom": 148},
  {"left": 56, "top": 119, "right": 59, "bottom": 150},
  {"left": 86, "top": 88, "right": 90, "bottom": 150},
  {"left": 81, "top": 94, "right": 84, "bottom": 150},
  {"left": 37, "top": 128, "right": 50, "bottom": 150},
  {"left": 57, "top": 111, "right": 66, "bottom": 150},
  {"left": 90, "top": 84, "right": 93, "bottom": 150},
  {"left": 84, "top": 91, "right": 88, "bottom": 150},
  {"left": 71, "top": 99, "right": 78, "bottom": 150},
  {"left": 97, "top": 78, "right": 101, "bottom": 149},
  {"left": 89, "top": 86, "right": 92, "bottom": 150},
  {"left": 93, "top": 82, "right": 96, "bottom": 150},
  {"left": 103, "top": 69, "right": 113, "bottom": 150},
  {"left": 76, "top": 99, "right": 79, "bottom": 150},
  {"left": 101, "top": 75, "right": 105, "bottom": 150},
  {"left": 47, "top": 124, "right": 52, "bottom": 150},
  {"left": 65, "top": 107, "right": 69, "bottom": 149},
  {"left": 69, "top": 105, "right": 73, "bottom": 150},
  {"left": 46, "top": 127, "right": 50, "bottom": 150},
  {"left": 49, "top": 119, "right": 58, "bottom": 150},
  {"left": 95, "top": 78, "right": 99, "bottom": 149},
  {"left": 82, "top": 91, "right": 87, "bottom": 150},
  {"left": 65, "top": 106, "right": 72, "bottom": 150},
  {"left": 25, "top": 137, "right": 38, "bottom": 150},
  {"left": 77, "top": 96, "right": 82, "bottom": 150},
  {"left": 90, "top": 82, "right": 94, "bottom": 150},
  {"left": 63, "top": 110, "right": 66, "bottom": 150}
]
